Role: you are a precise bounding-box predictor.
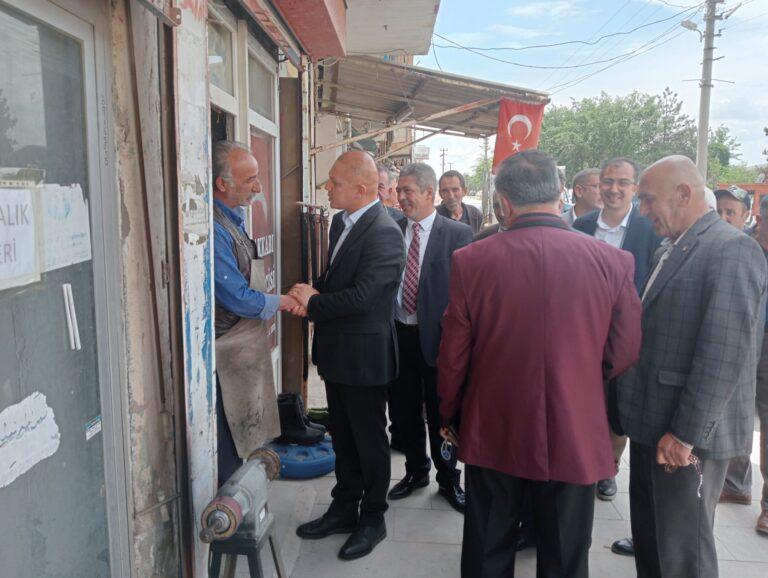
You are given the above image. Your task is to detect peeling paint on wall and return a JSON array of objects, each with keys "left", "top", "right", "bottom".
[{"left": 0, "top": 392, "right": 61, "bottom": 489}]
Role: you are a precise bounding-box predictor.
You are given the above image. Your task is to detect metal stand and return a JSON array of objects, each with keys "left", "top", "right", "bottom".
[{"left": 208, "top": 513, "right": 286, "bottom": 578}]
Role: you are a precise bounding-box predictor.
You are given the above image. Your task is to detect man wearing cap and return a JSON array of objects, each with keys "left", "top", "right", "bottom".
[{"left": 715, "top": 185, "right": 751, "bottom": 232}]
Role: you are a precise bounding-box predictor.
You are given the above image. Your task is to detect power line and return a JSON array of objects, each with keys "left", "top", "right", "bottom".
[
  {"left": 547, "top": 26, "right": 689, "bottom": 94},
  {"left": 431, "top": 4, "right": 705, "bottom": 53}
]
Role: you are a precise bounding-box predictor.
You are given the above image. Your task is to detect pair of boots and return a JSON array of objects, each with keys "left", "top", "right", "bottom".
[{"left": 276, "top": 393, "right": 326, "bottom": 445}]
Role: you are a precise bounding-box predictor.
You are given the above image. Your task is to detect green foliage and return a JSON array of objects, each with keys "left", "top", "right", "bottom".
[
  {"left": 465, "top": 155, "right": 492, "bottom": 192},
  {"left": 537, "top": 89, "right": 743, "bottom": 185}
]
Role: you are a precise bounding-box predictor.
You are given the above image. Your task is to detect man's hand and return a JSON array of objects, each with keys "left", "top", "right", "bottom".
[
  {"left": 289, "top": 283, "right": 319, "bottom": 308},
  {"left": 440, "top": 426, "right": 459, "bottom": 447},
  {"left": 656, "top": 432, "right": 692, "bottom": 468},
  {"left": 279, "top": 294, "right": 307, "bottom": 317}
]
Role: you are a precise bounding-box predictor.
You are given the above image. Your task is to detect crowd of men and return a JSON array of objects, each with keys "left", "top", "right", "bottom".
[{"left": 211, "top": 139, "right": 767, "bottom": 577}]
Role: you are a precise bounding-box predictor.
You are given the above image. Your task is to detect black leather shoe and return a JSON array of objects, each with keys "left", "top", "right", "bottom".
[
  {"left": 388, "top": 474, "right": 429, "bottom": 500},
  {"left": 611, "top": 537, "right": 635, "bottom": 556},
  {"left": 438, "top": 484, "right": 465, "bottom": 514},
  {"left": 597, "top": 477, "right": 618, "bottom": 501},
  {"left": 338, "top": 521, "right": 387, "bottom": 560},
  {"left": 296, "top": 512, "right": 359, "bottom": 540}
]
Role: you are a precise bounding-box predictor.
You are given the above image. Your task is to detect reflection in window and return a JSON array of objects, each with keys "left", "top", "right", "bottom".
[
  {"left": 208, "top": 17, "right": 234, "bottom": 96},
  {"left": 248, "top": 53, "right": 274, "bottom": 121}
]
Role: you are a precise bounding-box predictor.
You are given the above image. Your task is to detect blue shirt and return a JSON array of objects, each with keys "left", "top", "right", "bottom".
[{"left": 213, "top": 199, "right": 280, "bottom": 321}]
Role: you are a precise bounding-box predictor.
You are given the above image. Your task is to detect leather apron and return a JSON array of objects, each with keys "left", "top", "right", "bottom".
[{"left": 214, "top": 205, "right": 280, "bottom": 458}]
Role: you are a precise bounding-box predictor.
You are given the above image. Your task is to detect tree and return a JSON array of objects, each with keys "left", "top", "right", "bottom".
[
  {"left": 465, "top": 156, "right": 492, "bottom": 192},
  {"left": 537, "top": 89, "right": 743, "bottom": 186}
]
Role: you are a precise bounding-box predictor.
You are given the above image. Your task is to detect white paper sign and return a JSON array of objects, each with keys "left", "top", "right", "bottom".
[
  {"left": 0, "top": 187, "right": 39, "bottom": 290},
  {"left": 0, "top": 392, "right": 61, "bottom": 489},
  {"left": 42, "top": 184, "right": 92, "bottom": 272}
]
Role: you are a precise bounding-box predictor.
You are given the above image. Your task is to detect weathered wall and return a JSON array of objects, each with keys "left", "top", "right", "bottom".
[
  {"left": 108, "top": 0, "right": 182, "bottom": 575},
  {"left": 175, "top": 1, "right": 217, "bottom": 576}
]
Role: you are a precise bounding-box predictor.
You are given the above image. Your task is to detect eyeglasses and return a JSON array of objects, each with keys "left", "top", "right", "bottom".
[{"left": 601, "top": 178, "right": 636, "bottom": 189}]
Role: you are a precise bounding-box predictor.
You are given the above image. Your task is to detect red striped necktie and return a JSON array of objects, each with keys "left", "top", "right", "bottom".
[{"left": 402, "top": 222, "right": 421, "bottom": 314}]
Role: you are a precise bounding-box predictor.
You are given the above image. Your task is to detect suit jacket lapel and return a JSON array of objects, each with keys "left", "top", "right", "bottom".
[
  {"left": 326, "top": 202, "right": 382, "bottom": 277},
  {"left": 642, "top": 212, "right": 719, "bottom": 309},
  {"left": 583, "top": 213, "right": 598, "bottom": 236},
  {"left": 621, "top": 207, "right": 640, "bottom": 253},
  {"left": 421, "top": 213, "right": 444, "bottom": 277}
]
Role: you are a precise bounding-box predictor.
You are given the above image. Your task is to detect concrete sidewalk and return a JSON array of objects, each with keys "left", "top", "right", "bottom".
[{"left": 245, "top": 433, "right": 767, "bottom": 578}]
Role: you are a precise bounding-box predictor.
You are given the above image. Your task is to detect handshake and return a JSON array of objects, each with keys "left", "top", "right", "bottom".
[{"left": 278, "top": 283, "right": 319, "bottom": 318}]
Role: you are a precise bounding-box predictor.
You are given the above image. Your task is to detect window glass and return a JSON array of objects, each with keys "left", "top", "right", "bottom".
[
  {"left": 208, "top": 17, "right": 234, "bottom": 95},
  {"left": 248, "top": 53, "right": 274, "bottom": 121}
]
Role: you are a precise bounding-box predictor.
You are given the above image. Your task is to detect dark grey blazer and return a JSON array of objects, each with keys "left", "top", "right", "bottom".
[
  {"left": 617, "top": 211, "right": 768, "bottom": 459},
  {"left": 309, "top": 202, "right": 406, "bottom": 386},
  {"left": 398, "top": 213, "right": 473, "bottom": 366},
  {"left": 573, "top": 206, "right": 662, "bottom": 293}
]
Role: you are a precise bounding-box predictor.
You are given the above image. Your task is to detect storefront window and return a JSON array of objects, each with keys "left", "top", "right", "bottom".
[
  {"left": 248, "top": 53, "right": 274, "bottom": 121},
  {"left": 249, "top": 128, "right": 277, "bottom": 350},
  {"left": 208, "top": 17, "right": 234, "bottom": 96}
]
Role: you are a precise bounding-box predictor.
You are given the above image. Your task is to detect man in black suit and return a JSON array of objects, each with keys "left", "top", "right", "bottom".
[
  {"left": 386, "top": 163, "right": 473, "bottom": 513},
  {"left": 437, "top": 170, "right": 484, "bottom": 234},
  {"left": 291, "top": 151, "right": 406, "bottom": 560},
  {"left": 573, "top": 156, "right": 661, "bottom": 556}
]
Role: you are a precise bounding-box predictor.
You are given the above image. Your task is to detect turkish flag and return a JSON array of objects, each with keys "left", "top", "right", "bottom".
[{"left": 492, "top": 99, "right": 546, "bottom": 173}]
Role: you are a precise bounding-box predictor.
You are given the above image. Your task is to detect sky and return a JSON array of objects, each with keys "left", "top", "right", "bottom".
[{"left": 414, "top": 0, "right": 768, "bottom": 177}]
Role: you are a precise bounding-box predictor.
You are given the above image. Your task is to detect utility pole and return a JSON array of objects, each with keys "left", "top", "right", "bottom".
[
  {"left": 440, "top": 148, "right": 448, "bottom": 174},
  {"left": 695, "top": 0, "right": 723, "bottom": 179}
]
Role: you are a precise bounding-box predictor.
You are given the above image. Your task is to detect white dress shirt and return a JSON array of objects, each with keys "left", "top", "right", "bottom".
[
  {"left": 330, "top": 198, "right": 380, "bottom": 263},
  {"left": 396, "top": 210, "right": 436, "bottom": 325},
  {"left": 595, "top": 207, "right": 632, "bottom": 249}
]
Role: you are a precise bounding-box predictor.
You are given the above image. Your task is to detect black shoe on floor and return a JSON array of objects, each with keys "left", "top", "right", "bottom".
[
  {"left": 438, "top": 484, "right": 465, "bottom": 514},
  {"left": 338, "top": 521, "right": 387, "bottom": 560},
  {"left": 387, "top": 473, "right": 429, "bottom": 500},
  {"left": 597, "top": 477, "right": 618, "bottom": 501},
  {"left": 296, "top": 512, "right": 359, "bottom": 540},
  {"left": 611, "top": 537, "right": 635, "bottom": 556}
]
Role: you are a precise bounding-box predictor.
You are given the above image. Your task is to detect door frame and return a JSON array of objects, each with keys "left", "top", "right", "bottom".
[{"left": 2, "top": 0, "right": 132, "bottom": 575}]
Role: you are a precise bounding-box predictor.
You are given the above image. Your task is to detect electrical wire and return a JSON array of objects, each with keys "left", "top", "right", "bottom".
[
  {"left": 431, "top": 3, "right": 705, "bottom": 52},
  {"left": 431, "top": 41, "right": 443, "bottom": 71}
]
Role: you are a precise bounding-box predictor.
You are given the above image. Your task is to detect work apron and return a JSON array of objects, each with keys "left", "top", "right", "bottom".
[{"left": 215, "top": 260, "right": 280, "bottom": 459}]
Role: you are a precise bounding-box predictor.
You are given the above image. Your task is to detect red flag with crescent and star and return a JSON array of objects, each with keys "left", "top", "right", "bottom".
[{"left": 492, "top": 99, "right": 546, "bottom": 173}]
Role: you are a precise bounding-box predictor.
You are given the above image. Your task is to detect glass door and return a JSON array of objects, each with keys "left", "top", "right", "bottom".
[{"left": 0, "top": 1, "right": 118, "bottom": 575}]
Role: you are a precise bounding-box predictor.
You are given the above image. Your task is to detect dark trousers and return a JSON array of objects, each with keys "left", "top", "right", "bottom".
[
  {"left": 216, "top": 378, "right": 241, "bottom": 486},
  {"left": 629, "top": 440, "right": 728, "bottom": 578},
  {"left": 389, "top": 322, "right": 460, "bottom": 487},
  {"left": 462, "top": 465, "right": 595, "bottom": 578},
  {"left": 325, "top": 381, "right": 390, "bottom": 524}
]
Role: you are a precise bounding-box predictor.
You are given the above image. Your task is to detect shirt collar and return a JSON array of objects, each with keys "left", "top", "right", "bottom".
[
  {"left": 214, "top": 198, "right": 245, "bottom": 228},
  {"left": 597, "top": 206, "right": 631, "bottom": 232},
  {"left": 343, "top": 198, "right": 380, "bottom": 228},
  {"left": 409, "top": 209, "right": 436, "bottom": 233}
]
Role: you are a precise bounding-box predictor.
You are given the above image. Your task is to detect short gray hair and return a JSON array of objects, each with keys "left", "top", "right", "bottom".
[
  {"left": 399, "top": 162, "right": 437, "bottom": 193},
  {"left": 572, "top": 168, "right": 600, "bottom": 190},
  {"left": 495, "top": 149, "right": 560, "bottom": 206},
  {"left": 212, "top": 140, "right": 251, "bottom": 185}
]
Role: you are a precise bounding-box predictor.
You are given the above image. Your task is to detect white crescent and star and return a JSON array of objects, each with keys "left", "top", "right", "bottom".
[{"left": 507, "top": 114, "right": 533, "bottom": 152}]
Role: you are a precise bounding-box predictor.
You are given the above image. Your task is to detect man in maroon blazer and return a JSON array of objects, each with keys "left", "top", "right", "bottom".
[{"left": 438, "top": 150, "right": 642, "bottom": 578}]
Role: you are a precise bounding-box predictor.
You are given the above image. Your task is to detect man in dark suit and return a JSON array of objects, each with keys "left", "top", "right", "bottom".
[
  {"left": 438, "top": 150, "right": 642, "bottom": 578},
  {"left": 385, "top": 162, "right": 473, "bottom": 513},
  {"left": 619, "top": 156, "right": 767, "bottom": 578},
  {"left": 573, "top": 157, "right": 662, "bottom": 506},
  {"left": 437, "top": 170, "right": 484, "bottom": 234},
  {"left": 377, "top": 162, "right": 406, "bottom": 224},
  {"left": 290, "top": 151, "right": 406, "bottom": 560}
]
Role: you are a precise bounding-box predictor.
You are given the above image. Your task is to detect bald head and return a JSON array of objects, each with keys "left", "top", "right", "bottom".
[
  {"left": 326, "top": 151, "right": 379, "bottom": 212},
  {"left": 638, "top": 155, "right": 709, "bottom": 239}
]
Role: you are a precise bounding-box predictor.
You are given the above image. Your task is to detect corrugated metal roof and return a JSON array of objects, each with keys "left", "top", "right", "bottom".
[
  {"left": 317, "top": 56, "right": 550, "bottom": 139},
  {"left": 346, "top": 0, "right": 440, "bottom": 55}
]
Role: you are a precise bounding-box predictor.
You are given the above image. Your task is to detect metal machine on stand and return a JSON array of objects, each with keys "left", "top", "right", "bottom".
[{"left": 200, "top": 448, "right": 286, "bottom": 578}]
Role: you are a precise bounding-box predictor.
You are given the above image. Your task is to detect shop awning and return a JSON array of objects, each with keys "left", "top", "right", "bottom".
[{"left": 315, "top": 56, "right": 550, "bottom": 142}]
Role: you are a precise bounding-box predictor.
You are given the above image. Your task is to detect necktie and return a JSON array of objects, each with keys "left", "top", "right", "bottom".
[
  {"left": 641, "top": 243, "right": 673, "bottom": 302},
  {"left": 402, "top": 222, "right": 421, "bottom": 314}
]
